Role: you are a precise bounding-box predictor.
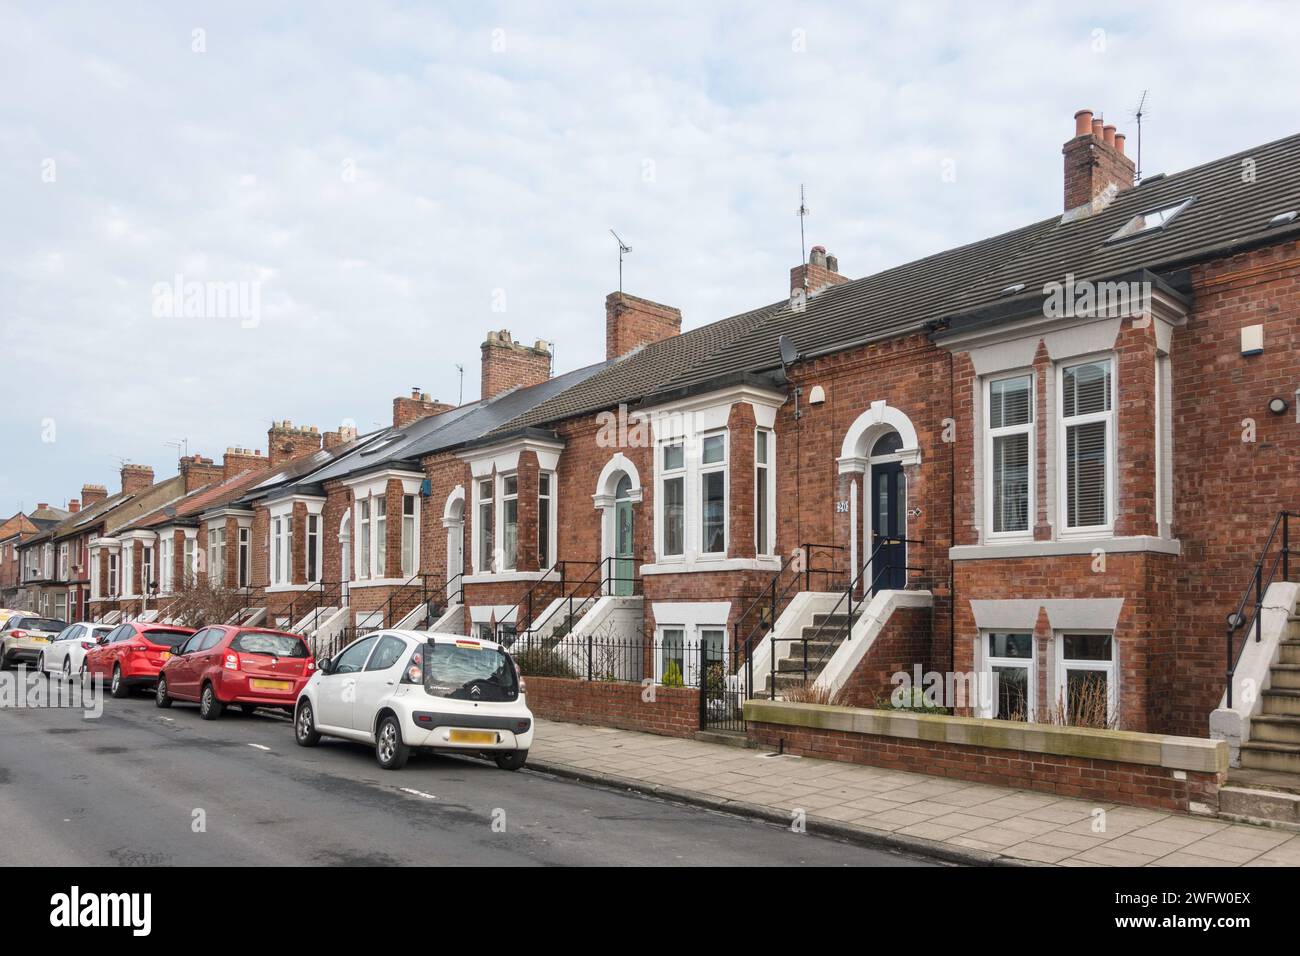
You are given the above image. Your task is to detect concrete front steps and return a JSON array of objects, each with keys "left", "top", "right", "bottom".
[
  {"left": 763, "top": 613, "right": 857, "bottom": 696},
  {"left": 1219, "top": 767, "right": 1300, "bottom": 831},
  {"left": 1240, "top": 625, "right": 1300, "bottom": 774}
]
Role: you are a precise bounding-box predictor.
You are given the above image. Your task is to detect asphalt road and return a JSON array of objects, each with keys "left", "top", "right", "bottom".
[{"left": 0, "top": 672, "right": 934, "bottom": 867}]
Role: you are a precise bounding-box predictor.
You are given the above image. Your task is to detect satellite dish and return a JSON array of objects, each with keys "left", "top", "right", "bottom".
[{"left": 778, "top": 334, "right": 799, "bottom": 368}]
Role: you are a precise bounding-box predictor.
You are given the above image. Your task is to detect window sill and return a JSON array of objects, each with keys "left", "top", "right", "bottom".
[
  {"left": 349, "top": 577, "right": 420, "bottom": 589},
  {"left": 951, "top": 536, "right": 1181, "bottom": 561},
  {"left": 264, "top": 584, "right": 318, "bottom": 593},
  {"left": 463, "top": 571, "right": 551, "bottom": 584},
  {"left": 641, "top": 557, "right": 783, "bottom": 575}
]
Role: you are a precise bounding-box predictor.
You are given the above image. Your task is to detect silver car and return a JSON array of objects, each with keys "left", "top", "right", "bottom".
[{"left": 0, "top": 615, "right": 69, "bottom": 669}]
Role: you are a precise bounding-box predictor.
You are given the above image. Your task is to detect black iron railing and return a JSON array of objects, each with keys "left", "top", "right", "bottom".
[
  {"left": 1226, "top": 511, "right": 1296, "bottom": 708},
  {"left": 491, "top": 559, "right": 640, "bottom": 647},
  {"left": 506, "top": 556, "right": 641, "bottom": 650},
  {"left": 767, "top": 536, "right": 923, "bottom": 696}
]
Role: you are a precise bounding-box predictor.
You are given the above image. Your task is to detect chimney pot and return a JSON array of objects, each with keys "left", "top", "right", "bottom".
[
  {"left": 68, "top": 499, "right": 80, "bottom": 514},
  {"left": 37, "top": 502, "right": 48, "bottom": 510},
  {"left": 1074, "top": 109, "right": 1093, "bottom": 137},
  {"left": 1063, "top": 107, "right": 1136, "bottom": 212},
  {"left": 1114, "top": 132, "right": 1126, "bottom": 156},
  {"left": 790, "top": 244, "right": 849, "bottom": 298},
  {"left": 1103, "top": 124, "right": 1117, "bottom": 147},
  {"left": 1091, "top": 117, "right": 1104, "bottom": 138},
  {"left": 826, "top": 253, "right": 839, "bottom": 273}
]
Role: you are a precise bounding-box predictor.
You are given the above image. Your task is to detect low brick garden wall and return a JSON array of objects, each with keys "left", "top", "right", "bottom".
[
  {"left": 525, "top": 676, "right": 699, "bottom": 738},
  {"left": 745, "top": 700, "right": 1228, "bottom": 813}
]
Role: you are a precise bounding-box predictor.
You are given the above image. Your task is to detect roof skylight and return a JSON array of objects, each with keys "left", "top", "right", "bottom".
[
  {"left": 1266, "top": 210, "right": 1298, "bottom": 228},
  {"left": 1106, "top": 197, "right": 1195, "bottom": 243}
]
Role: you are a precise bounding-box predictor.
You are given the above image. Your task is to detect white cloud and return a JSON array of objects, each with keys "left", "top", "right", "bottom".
[{"left": 1, "top": 0, "right": 1297, "bottom": 510}]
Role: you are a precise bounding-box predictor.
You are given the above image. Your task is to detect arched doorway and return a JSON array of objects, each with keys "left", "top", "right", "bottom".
[
  {"left": 443, "top": 486, "right": 465, "bottom": 594},
  {"left": 338, "top": 508, "right": 351, "bottom": 605},
  {"left": 613, "top": 475, "right": 635, "bottom": 596},
  {"left": 867, "top": 431, "right": 907, "bottom": 593},
  {"left": 593, "top": 454, "right": 642, "bottom": 595}
]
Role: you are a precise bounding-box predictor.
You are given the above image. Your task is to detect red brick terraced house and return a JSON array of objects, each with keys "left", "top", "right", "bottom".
[
  {"left": 1, "top": 503, "right": 70, "bottom": 611},
  {"left": 25, "top": 111, "right": 1299, "bottom": 777},
  {"left": 394, "top": 112, "right": 1297, "bottom": 765}
]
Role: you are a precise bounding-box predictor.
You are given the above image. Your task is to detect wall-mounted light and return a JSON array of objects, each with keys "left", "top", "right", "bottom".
[{"left": 1268, "top": 396, "right": 1290, "bottom": 415}]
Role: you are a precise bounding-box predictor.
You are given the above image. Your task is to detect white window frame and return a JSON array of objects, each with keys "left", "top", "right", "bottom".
[
  {"left": 142, "top": 544, "right": 154, "bottom": 594},
  {"left": 500, "top": 474, "right": 519, "bottom": 572},
  {"left": 207, "top": 524, "right": 226, "bottom": 589},
  {"left": 399, "top": 495, "right": 416, "bottom": 578},
  {"left": 658, "top": 441, "right": 686, "bottom": 560},
  {"left": 108, "top": 552, "right": 119, "bottom": 597},
  {"left": 1056, "top": 354, "right": 1116, "bottom": 536},
  {"left": 182, "top": 536, "right": 195, "bottom": 587},
  {"left": 1053, "top": 631, "right": 1117, "bottom": 727},
  {"left": 271, "top": 516, "right": 293, "bottom": 587},
  {"left": 475, "top": 478, "right": 495, "bottom": 574},
  {"left": 980, "top": 631, "right": 1035, "bottom": 721},
  {"left": 653, "top": 623, "right": 728, "bottom": 687},
  {"left": 121, "top": 545, "right": 135, "bottom": 597},
  {"left": 755, "top": 428, "right": 775, "bottom": 556},
  {"left": 537, "top": 472, "right": 555, "bottom": 570},
  {"left": 358, "top": 499, "right": 371, "bottom": 580},
  {"left": 238, "top": 527, "right": 251, "bottom": 588},
  {"left": 375, "top": 497, "right": 387, "bottom": 577},
  {"left": 984, "top": 371, "right": 1036, "bottom": 540},
  {"left": 58, "top": 542, "right": 69, "bottom": 580},
  {"left": 699, "top": 430, "right": 729, "bottom": 557},
  {"left": 158, "top": 535, "right": 173, "bottom": 594},
  {"left": 306, "top": 514, "right": 321, "bottom": 583}
]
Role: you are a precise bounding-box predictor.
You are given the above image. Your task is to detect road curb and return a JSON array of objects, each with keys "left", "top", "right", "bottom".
[{"left": 526, "top": 756, "right": 1034, "bottom": 867}]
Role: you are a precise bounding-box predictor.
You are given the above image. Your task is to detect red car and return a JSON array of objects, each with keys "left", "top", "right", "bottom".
[
  {"left": 86, "top": 622, "right": 196, "bottom": 698},
  {"left": 155, "top": 625, "right": 315, "bottom": 720}
]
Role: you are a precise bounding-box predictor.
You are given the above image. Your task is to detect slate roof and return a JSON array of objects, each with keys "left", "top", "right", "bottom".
[{"left": 651, "top": 132, "right": 1300, "bottom": 396}]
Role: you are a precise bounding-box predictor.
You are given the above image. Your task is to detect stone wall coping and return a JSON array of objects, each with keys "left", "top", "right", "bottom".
[{"left": 743, "top": 700, "right": 1228, "bottom": 774}]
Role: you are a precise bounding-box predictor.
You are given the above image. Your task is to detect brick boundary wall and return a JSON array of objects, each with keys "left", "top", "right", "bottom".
[
  {"left": 746, "top": 721, "right": 1221, "bottom": 812},
  {"left": 524, "top": 676, "right": 699, "bottom": 739},
  {"left": 744, "top": 701, "right": 1227, "bottom": 814}
]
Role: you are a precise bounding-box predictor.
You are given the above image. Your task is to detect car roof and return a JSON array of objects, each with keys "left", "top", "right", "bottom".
[{"left": 383, "top": 629, "right": 506, "bottom": 652}]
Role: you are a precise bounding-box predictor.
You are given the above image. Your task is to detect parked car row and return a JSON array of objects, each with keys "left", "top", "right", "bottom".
[{"left": 14, "top": 615, "right": 533, "bottom": 772}]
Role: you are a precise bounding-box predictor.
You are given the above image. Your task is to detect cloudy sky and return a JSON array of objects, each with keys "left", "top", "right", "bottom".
[{"left": 2, "top": 1, "right": 1297, "bottom": 515}]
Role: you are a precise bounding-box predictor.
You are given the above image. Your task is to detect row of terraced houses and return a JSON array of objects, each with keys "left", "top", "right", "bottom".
[{"left": 12, "top": 111, "right": 1300, "bottom": 799}]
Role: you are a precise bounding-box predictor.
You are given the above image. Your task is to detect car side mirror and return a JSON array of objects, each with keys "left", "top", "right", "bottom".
[{"left": 317, "top": 657, "right": 334, "bottom": 674}]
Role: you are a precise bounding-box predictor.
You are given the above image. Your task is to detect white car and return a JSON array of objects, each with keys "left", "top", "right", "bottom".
[
  {"left": 39, "top": 621, "right": 115, "bottom": 679},
  {"left": 294, "top": 630, "right": 533, "bottom": 771},
  {"left": 0, "top": 615, "right": 68, "bottom": 670}
]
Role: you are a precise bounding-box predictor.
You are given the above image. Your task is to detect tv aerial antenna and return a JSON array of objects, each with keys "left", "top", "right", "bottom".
[
  {"left": 454, "top": 364, "right": 464, "bottom": 406},
  {"left": 1131, "top": 91, "right": 1149, "bottom": 183},
  {"left": 797, "top": 185, "right": 809, "bottom": 277},
  {"left": 163, "top": 438, "right": 188, "bottom": 460},
  {"left": 610, "top": 230, "right": 631, "bottom": 293}
]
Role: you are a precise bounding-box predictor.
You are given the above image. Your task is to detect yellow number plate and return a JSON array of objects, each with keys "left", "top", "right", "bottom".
[
  {"left": 31, "top": 637, "right": 49, "bottom": 643},
  {"left": 250, "top": 678, "right": 291, "bottom": 691},
  {"left": 449, "top": 729, "right": 497, "bottom": 745}
]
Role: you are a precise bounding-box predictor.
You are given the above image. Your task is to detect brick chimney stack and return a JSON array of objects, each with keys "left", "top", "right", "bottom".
[
  {"left": 480, "top": 330, "right": 551, "bottom": 401},
  {"left": 222, "top": 447, "right": 268, "bottom": 481},
  {"left": 322, "top": 424, "right": 359, "bottom": 451},
  {"left": 1063, "top": 108, "right": 1136, "bottom": 212},
  {"left": 120, "top": 463, "right": 155, "bottom": 495},
  {"left": 790, "top": 245, "right": 849, "bottom": 299},
  {"left": 267, "top": 421, "right": 322, "bottom": 469},
  {"left": 605, "top": 292, "right": 682, "bottom": 360},
  {"left": 179, "top": 454, "right": 223, "bottom": 492},
  {"left": 67, "top": 499, "right": 81, "bottom": 514},
  {"left": 81, "top": 484, "right": 108, "bottom": 506},
  {"left": 393, "top": 389, "right": 455, "bottom": 429}
]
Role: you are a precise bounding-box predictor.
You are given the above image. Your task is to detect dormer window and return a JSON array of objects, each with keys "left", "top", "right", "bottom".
[{"left": 1106, "top": 197, "right": 1194, "bottom": 243}]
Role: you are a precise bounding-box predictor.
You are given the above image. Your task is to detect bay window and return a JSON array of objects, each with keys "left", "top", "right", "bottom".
[
  {"left": 108, "top": 553, "right": 119, "bottom": 597},
  {"left": 182, "top": 537, "right": 195, "bottom": 587},
  {"left": 1060, "top": 358, "right": 1113, "bottom": 531},
  {"left": 755, "top": 429, "right": 774, "bottom": 555},
  {"left": 400, "top": 495, "right": 416, "bottom": 577},
  {"left": 307, "top": 515, "right": 320, "bottom": 583},
  {"left": 142, "top": 545, "right": 154, "bottom": 594},
  {"left": 208, "top": 526, "right": 225, "bottom": 588},
  {"left": 986, "top": 373, "right": 1033, "bottom": 536},
  {"left": 661, "top": 443, "right": 685, "bottom": 557},
  {"left": 375, "top": 498, "right": 387, "bottom": 576},
  {"left": 501, "top": 475, "right": 519, "bottom": 571},
  {"left": 271, "top": 516, "right": 292, "bottom": 586},
  {"left": 538, "top": 474, "right": 552, "bottom": 568},
  {"left": 359, "top": 500, "right": 371, "bottom": 579},
  {"left": 58, "top": 542, "right": 69, "bottom": 579},
  {"left": 477, "top": 479, "right": 494, "bottom": 572},
  {"left": 238, "top": 528, "right": 250, "bottom": 588},
  {"left": 158, "top": 535, "right": 172, "bottom": 593},
  {"left": 122, "top": 546, "right": 134, "bottom": 596},
  {"left": 700, "top": 433, "right": 727, "bottom": 554}
]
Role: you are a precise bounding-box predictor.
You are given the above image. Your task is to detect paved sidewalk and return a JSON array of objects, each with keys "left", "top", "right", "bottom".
[{"left": 528, "top": 719, "right": 1300, "bottom": 867}]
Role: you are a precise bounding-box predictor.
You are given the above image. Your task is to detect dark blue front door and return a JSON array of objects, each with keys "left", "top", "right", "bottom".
[{"left": 871, "top": 460, "right": 906, "bottom": 593}]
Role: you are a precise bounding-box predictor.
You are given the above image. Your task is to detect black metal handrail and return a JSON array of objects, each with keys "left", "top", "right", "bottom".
[
  {"left": 732, "top": 542, "right": 844, "bottom": 705},
  {"left": 1226, "top": 511, "right": 1295, "bottom": 708},
  {"left": 490, "top": 561, "right": 586, "bottom": 646},
  {"left": 510, "top": 556, "right": 642, "bottom": 654},
  {"left": 768, "top": 536, "right": 923, "bottom": 697}
]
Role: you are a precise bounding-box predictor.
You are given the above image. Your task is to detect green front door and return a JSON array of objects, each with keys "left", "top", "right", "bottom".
[{"left": 614, "top": 478, "right": 634, "bottom": 596}]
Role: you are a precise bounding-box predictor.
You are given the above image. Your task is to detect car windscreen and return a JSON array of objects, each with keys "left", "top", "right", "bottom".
[
  {"left": 17, "top": 618, "right": 66, "bottom": 632},
  {"left": 422, "top": 643, "right": 518, "bottom": 702},
  {"left": 141, "top": 628, "right": 193, "bottom": 649},
  {"left": 230, "top": 632, "right": 308, "bottom": 658}
]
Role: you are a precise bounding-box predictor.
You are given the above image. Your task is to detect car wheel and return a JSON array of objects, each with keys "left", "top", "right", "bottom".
[
  {"left": 375, "top": 714, "right": 409, "bottom": 770},
  {"left": 199, "top": 683, "right": 224, "bottom": 720},
  {"left": 294, "top": 700, "right": 321, "bottom": 747},
  {"left": 63, "top": 657, "right": 72, "bottom": 681},
  {"left": 494, "top": 749, "right": 528, "bottom": 772},
  {"left": 37, "top": 653, "right": 47, "bottom": 676},
  {"left": 155, "top": 675, "right": 173, "bottom": 708},
  {"left": 110, "top": 665, "right": 130, "bottom": 699}
]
